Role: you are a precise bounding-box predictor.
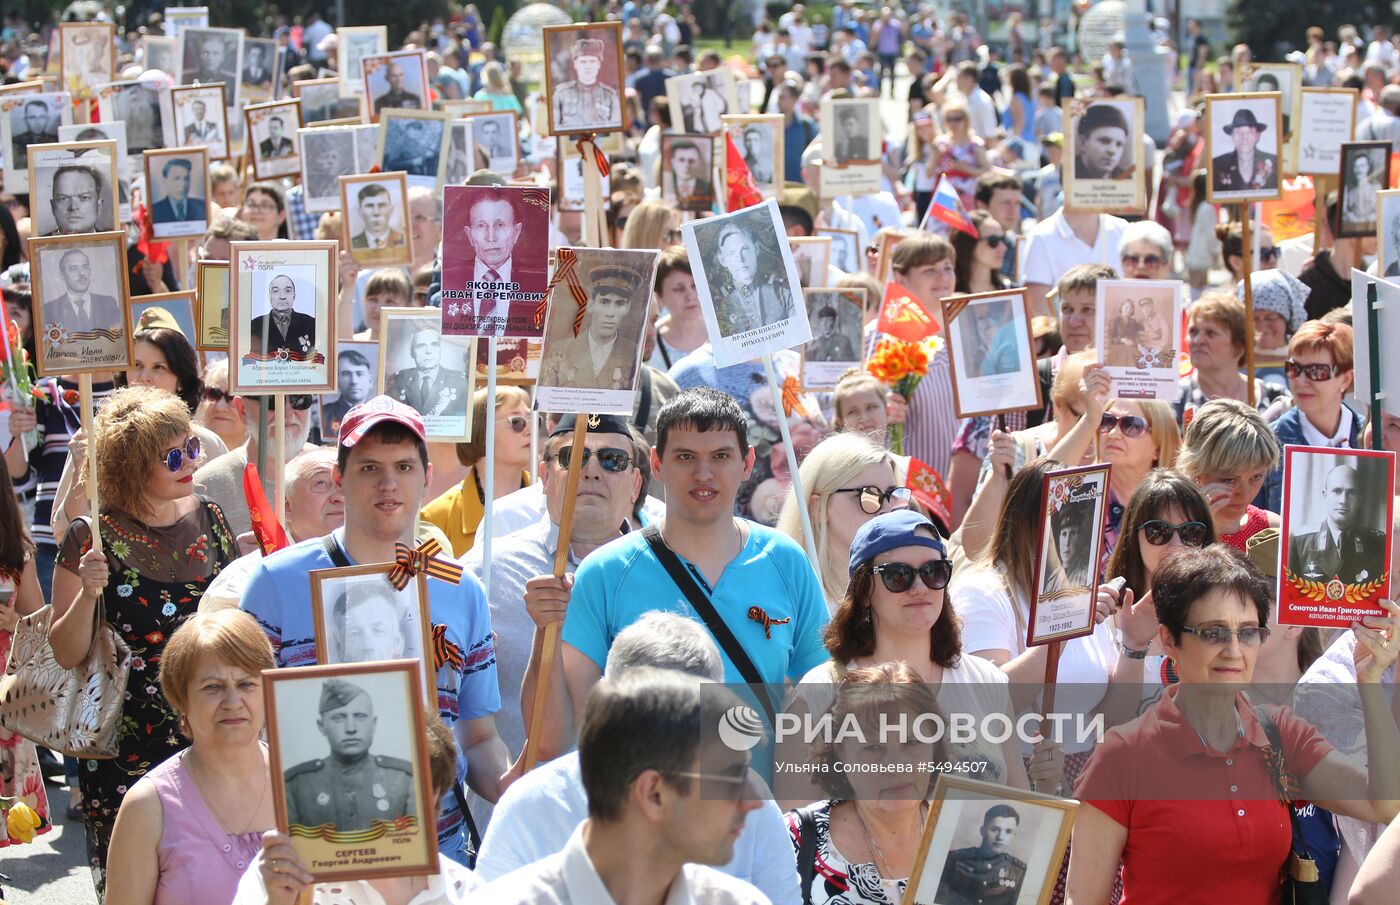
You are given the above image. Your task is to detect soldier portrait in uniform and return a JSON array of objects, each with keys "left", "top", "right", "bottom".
[
  {"left": 660, "top": 134, "right": 715, "bottom": 213},
  {"left": 934, "top": 804, "right": 1028, "bottom": 905},
  {"left": 311, "top": 566, "right": 436, "bottom": 695},
  {"left": 380, "top": 309, "right": 475, "bottom": 438},
  {"left": 1206, "top": 94, "right": 1282, "bottom": 203},
  {"left": 99, "top": 81, "right": 164, "bottom": 156},
  {"left": 800, "top": 288, "right": 864, "bottom": 391},
  {"left": 545, "top": 22, "right": 625, "bottom": 136},
  {"left": 179, "top": 26, "right": 243, "bottom": 107},
  {"left": 320, "top": 344, "right": 380, "bottom": 436},
  {"left": 300, "top": 126, "right": 359, "bottom": 213},
  {"left": 267, "top": 662, "right": 438, "bottom": 881},
  {"left": 340, "top": 172, "right": 412, "bottom": 267},
  {"left": 1281, "top": 447, "right": 1395, "bottom": 628},
  {"left": 363, "top": 51, "right": 429, "bottom": 120},
  {"left": 537, "top": 248, "right": 660, "bottom": 414},
  {"left": 7, "top": 97, "right": 60, "bottom": 172},
  {"left": 380, "top": 112, "right": 450, "bottom": 189},
  {"left": 741, "top": 124, "right": 774, "bottom": 183}
]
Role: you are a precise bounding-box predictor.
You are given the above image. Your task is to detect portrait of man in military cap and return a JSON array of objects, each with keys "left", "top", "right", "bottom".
[
  {"left": 1286, "top": 453, "right": 1389, "bottom": 588},
  {"left": 936, "top": 804, "right": 1028, "bottom": 905},
  {"left": 546, "top": 23, "right": 624, "bottom": 135},
  {"left": 282, "top": 677, "right": 417, "bottom": 833}
]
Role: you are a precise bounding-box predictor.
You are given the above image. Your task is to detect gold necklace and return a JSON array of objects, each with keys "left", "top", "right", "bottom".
[
  {"left": 852, "top": 800, "right": 926, "bottom": 880},
  {"left": 186, "top": 746, "right": 270, "bottom": 836}
]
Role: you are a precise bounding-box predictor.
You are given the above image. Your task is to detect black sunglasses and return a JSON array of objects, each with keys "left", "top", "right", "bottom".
[
  {"left": 1099, "top": 412, "right": 1149, "bottom": 437},
  {"left": 1121, "top": 253, "right": 1165, "bottom": 268},
  {"left": 162, "top": 436, "right": 202, "bottom": 473},
  {"left": 1140, "top": 519, "right": 1210, "bottom": 547},
  {"left": 1259, "top": 245, "right": 1279, "bottom": 262},
  {"left": 201, "top": 386, "right": 235, "bottom": 405},
  {"left": 872, "top": 559, "right": 953, "bottom": 593},
  {"left": 244, "top": 394, "right": 314, "bottom": 410},
  {"left": 832, "top": 484, "right": 912, "bottom": 515},
  {"left": 551, "top": 445, "right": 633, "bottom": 473},
  {"left": 981, "top": 234, "right": 1006, "bottom": 247},
  {"left": 1284, "top": 360, "right": 1345, "bottom": 381}
]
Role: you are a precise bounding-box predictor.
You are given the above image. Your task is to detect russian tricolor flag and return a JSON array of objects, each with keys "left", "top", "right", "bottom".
[{"left": 919, "top": 175, "right": 979, "bottom": 238}]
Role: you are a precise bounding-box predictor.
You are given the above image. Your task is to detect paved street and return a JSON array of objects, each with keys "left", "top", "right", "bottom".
[{"left": 0, "top": 780, "right": 97, "bottom": 905}]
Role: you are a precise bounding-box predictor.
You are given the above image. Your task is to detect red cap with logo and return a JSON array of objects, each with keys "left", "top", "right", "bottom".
[{"left": 337, "top": 395, "right": 426, "bottom": 448}]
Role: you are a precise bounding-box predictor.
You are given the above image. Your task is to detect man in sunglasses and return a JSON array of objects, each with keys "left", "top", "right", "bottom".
[
  {"left": 240, "top": 396, "right": 509, "bottom": 865},
  {"left": 1287, "top": 463, "right": 1387, "bottom": 586}
]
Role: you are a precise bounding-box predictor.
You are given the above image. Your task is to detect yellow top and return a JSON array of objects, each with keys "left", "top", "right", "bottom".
[{"left": 419, "top": 465, "right": 532, "bottom": 557}]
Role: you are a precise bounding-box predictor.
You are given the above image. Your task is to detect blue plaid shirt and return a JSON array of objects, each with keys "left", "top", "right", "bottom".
[{"left": 284, "top": 184, "right": 321, "bottom": 240}]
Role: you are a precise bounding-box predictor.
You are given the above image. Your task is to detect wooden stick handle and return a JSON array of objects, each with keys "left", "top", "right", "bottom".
[
  {"left": 80, "top": 374, "right": 100, "bottom": 553},
  {"left": 1040, "top": 639, "right": 1064, "bottom": 738},
  {"left": 1241, "top": 209, "right": 1256, "bottom": 407},
  {"left": 274, "top": 393, "right": 287, "bottom": 528}
]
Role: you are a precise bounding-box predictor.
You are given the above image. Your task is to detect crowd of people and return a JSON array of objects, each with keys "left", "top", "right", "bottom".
[{"left": 2, "top": 3, "right": 1400, "bottom": 905}]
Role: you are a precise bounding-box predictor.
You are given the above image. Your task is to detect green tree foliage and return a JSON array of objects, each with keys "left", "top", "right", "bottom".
[{"left": 1227, "top": 0, "right": 1387, "bottom": 58}]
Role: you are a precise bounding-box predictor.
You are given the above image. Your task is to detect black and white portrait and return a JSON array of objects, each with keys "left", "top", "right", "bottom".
[
  {"left": 467, "top": 111, "right": 518, "bottom": 174},
  {"left": 321, "top": 342, "right": 380, "bottom": 435},
  {"left": 1027, "top": 464, "right": 1108, "bottom": 645},
  {"left": 1338, "top": 141, "right": 1390, "bottom": 239},
  {"left": 172, "top": 85, "right": 229, "bottom": 159},
  {"left": 229, "top": 241, "right": 338, "bottom": 394},
  {"left": 380, "top": 112, "right": 448, "bottom": 189},
  {"left": 312, "top": 569, "right": 431, "bottom": 671},
  {"left": 99, "top": 81, "right": 164, "bottom": 155},
  {"left": 1284, "top": 449, "right": 1391, "bottom": 590},
  {"left": 817, "top": 227, "right": 860, "bottom": 274},
  {"left": 544, "top": 23, "right": 624, "bottom": 135},
  {"left": 31, "top": 234, "right": 131, "bottom": 375},
  {"left": 163, "top": 7, "right": 209, "bottom": 39},
  {"left": 789, "top": 237, "right": 831, "bottom": 288},
  {"left": 667, "top": 69, "right": 737, "bottom": 135},
  {"left": 179, "top": 26, "right": 243, "bottom": 107},
  {"left": 3, "top": 94, "right": 65, "bottom": 193},
  {"left": 59, "top": 22, "right": 114, "bottom": 101},
  {"left": 1239, "top": 62, "right": 1300, "bottom": 139},
  {"left": 297, "top": 78, "right": 365, "bottom": 125},
  {"left": 145, "top": 149, "right": 209, "bottom": 239},
  {"left": 441, "top": 184, "right": 552, "bottom": 338},
  {"left": 247, "top": 100, "right": 303, "bottom": 179},
  {"left": 249, "top": 267, "right": 318, "bottom": 358},
  {"left": 29, "top": 141, "right": 118, "bottom": 237},
  {"left": 300, "top": 126, "right": 359, "bottom": 212},
  {"left": 142, "top": 35, "right": 179, "bottom": 76},
  {"left": 58, "top": 123, "right": 130, "bottom": 222},
  {"left": 661, "top": 134, "right": 714, "bottom": 213},
  {"left": 1380, "top": 190, "right": 1400, "bottom": 277},
  {"left": 338, "top": 27, "right": 387, "bottom": 98},
  {"left": 828, "top": 100, "right": 876, "bottom": 164},
  {"left": 445, "top": 120, "right": 474, "bottom": 187},
  {"left": 381, "top": 311, "right": 473, "bottom": 437},
  {"left": 341, "top": 174, "right": 411, "bottom": 267},
  {"left": 363, "top": 50, "right": 428, "bottom": 119},
  {"left": 240, "top": 37, "right": 278, "bottom": 102},
  {"left": 737, "top": 120, "right": 776, "bottom": 186},
  {"left": 801, "top": 288, "right": 863, "bottom": 391},
  {"left": 1207, "top": 94, "right": 1282, "bottom": 203}
]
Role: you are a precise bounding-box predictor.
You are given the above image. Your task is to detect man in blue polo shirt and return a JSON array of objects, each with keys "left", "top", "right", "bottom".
[
  {"left": 240, "top": 396, "right": 509, "bottom": 865},
  {"left": 524, "top": 387, "right": 829, "bottom": 757}
]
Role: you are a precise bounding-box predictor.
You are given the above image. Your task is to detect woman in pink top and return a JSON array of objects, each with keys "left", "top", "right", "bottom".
[{"left": 104, "top": 610, "right": 276, "bottom": 905}]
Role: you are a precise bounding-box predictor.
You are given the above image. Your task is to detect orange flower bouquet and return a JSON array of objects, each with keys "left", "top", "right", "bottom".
[{"left": 866, "top": 337, "right": 930, "bottom": 455}]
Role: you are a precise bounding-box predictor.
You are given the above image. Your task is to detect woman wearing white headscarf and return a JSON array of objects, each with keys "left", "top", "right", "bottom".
[{"left": 1239, "top": 267, "right": 1311, "bottom": 387}]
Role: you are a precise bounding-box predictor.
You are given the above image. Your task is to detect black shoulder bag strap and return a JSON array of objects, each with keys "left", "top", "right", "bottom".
[
  {"left": 320, "top": 534, "right": 482, "bottom": 864},
  {"left": 797, "top": 806, "right": 818, "bottom": 905},
  {"left": 1254, "top": 705, "right": 1326, "bottom": 904},
  {"left": 641, "top": 525, "right": 776, "bottom": 726},
  {"left": 635, "top": 366, "right": 655, "bottom": 433}
]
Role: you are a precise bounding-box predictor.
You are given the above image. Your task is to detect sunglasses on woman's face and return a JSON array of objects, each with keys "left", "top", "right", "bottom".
[
  {"left": 499, "top": 415, "right": 529, "bottom": 434},
  {"left": 1180, "top": 624, "right": 1271, "bottom": 646},
  {"left": 1259, "top": 246, "right": 1279, "bottom": 262},
  {"left": 981, "top": 234, "right": 1006, "bottom": 248},
  {"left": 201, "top": 386, "right": 235, "bottom": 405},
  {"left": 162, "top": 436, "right": 202, "bottom": 473},
  {"left": 1140, "top": 519, "right": 1210, "bottom": 547},
  {"left": 872, "top": 559, "right": 953, "bottom": 593},
  {"left": 1121, "top": 253, "right": 1165, "bottom": 269},
  {"left": 245, "top": 394, "right": 314, "bottom": 410},
  {"left": 945, "top": 114, "right": 966, "bottom": 123},
  {"left": 833, "top": 484, "right": 912, "bottom": 514},
  {"left": 1284, "top": 360, "right": 1344, "bottom": 381},
  {"left": 551, "top": 445, "right": 633, "bottom": 473},
  {"left": 1099, "top": 413, "right": 1149, "bottom": 437}
]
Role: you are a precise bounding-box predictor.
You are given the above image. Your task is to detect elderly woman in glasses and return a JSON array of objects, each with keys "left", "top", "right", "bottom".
[
  {"left": 1066, "top": 544, "right": 1400, "bottom": 904},
  {"left": 1118, "top": 220, "right": 1174, "bottom": 280},
  {"left": 1177, "top": 398, "right": 1281, "bottom": 551},
  {"left": 1175, "top": 292, "right": 1289, "bottom": 424},
  {"left": 48, "top": 386, "right": 237, "bottom": 896},
  {"left": 194, "top": 360, "right": 247, "bottom": 452},
  {"left": 1241, "top": 269, "right": 1310, "bottom": 387}
]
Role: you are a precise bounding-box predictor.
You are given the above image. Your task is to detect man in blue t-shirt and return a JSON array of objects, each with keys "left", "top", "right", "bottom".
[
  {"left": 240, "top": 396, "right": 509, "bottom": 865},
  {"left": 524, "top": 388, "right": 829, "bottom": 759}
]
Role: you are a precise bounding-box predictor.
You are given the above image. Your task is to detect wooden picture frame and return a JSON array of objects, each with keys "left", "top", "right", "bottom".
[
  {"left": 1204, "top": 91, "right": 1284, "bottom": 204},
  {"left": 941, "top": 288, "right": 1044, "bottom": 419},
  {"left": 788, "top": 236, "right": 831, "bottom": 288},
  {"left": 1062, "top": 95, "right": 1147, "bottom": 214},
  {"left": 177, "top": 26, "right": 244, "bottom": 108},
  {"left": 96, "top": 80, "right": 163, "bottom": 155},
  {"left": 339, "top": 170, "right": 414, "bottom": 267},
  {"left": 362, "top": 49, "right": 430, "bottom": 123},
  {"left": 309, "top": 565, "right": 435, "bottom": 703},
  {"left": 26, "top": 138, "right": 120, "bottom": 237},
  {"left": 141, "top": 35, "right": 180, "bottom": 77},
  {"left": 337, "top": 25, "right": 388, "bottom": 99},
  {"left": 541, "top": 22, "right": 626, "bottom": 137},
  {"left": 29, "top": 231, "right": 134, "bottom": 377},
  {"left": 720, "top": 113, "right": 783, "bottom": 201},
  {"left": 196, "top": 259, "right": 230, "bottom": 351},
  {"left": 169, "top": 83, "right": 231, "bottom": 160},
  {"left": 59, "top": 21, "right": 115, "bottom": 101},
  {"left": 873, "top": 230, "right": 909, "bottom": 284},
  {"left": 264, "top": 660, "right": 438, "bottom": 882},
  {"left": 1336, "top": 140, "right": 1392, "bottom": 239},
  {"left": 240, "top": 36, "right": 279, "bottom": 104},
  {"left": 131, "top": 290, "right": 198, "bottom": 340},
  {"left": 1027, "top": 462, "right": 1111, "bottom": 648},
  {"left": 439, "top": 98, "right": 493, "bottom": 118},
  {"left": 229, "top": 240, "right": 338, "bottom": 394},
  {"left": 377, "top": 108, "right": 452, "bottom": 191},
  {"left": 816, "top": 226, "right": 861, "bottom": 274},
  {"left": 143, "top": 146, "right": 211, "bottom": 239},
  {"left": 246, "top": 98, "right": 304, "bottom": 180},
  {"left": 294, "top": 77, "right": 367, "bottom": 126},
  {"left": 320, "top": 340, "right": 381, "bottom": 437}
]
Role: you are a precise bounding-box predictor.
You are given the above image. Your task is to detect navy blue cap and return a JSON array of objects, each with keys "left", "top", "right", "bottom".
[
  {"left": 549, "top": 413, "right": 634, "bottom": 438},
  {"left": 848, "top": 509, "right": 945, "bottom": 576}
]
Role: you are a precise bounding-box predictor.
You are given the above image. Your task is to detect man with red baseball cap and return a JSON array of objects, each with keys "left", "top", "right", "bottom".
[{"left": 240, "top": 395, "right": 509, "bottom": 864}]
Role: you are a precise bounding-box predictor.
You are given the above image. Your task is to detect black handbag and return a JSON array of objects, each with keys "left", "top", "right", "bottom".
[{"left": 1254, "top": 705, "right": 1328, "bottom": 905}]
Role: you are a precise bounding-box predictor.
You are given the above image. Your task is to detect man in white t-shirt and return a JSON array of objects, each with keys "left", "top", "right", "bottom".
[
  {"left": 954, "top": 62, "right": 999, "bottom": 140},
  {"left": 1021, "top": 208, "right": 1128, "bottom": 318}
]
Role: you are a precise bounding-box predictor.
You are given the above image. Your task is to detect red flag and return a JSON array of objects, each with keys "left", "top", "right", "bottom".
[
  {"left": 875, "top": 281, "right": 940, "bottom": 342},
  {"left": 724, "top": 132, "right": 763, "bottom": 212},
  {"left": 905, "top": 457, "right": 952, "bottom": 531},
  {"left": 242, "top": 462, "right": 290, "bottom": 555},
  {"left": 131, "top": 204, "right": 169, "bottom": 270}
]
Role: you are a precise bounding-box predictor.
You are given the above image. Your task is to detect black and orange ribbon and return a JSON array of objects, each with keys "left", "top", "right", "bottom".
[
  {"left": 387, "top": 538, "right": 463, "bottom": 591},
  {"left": 535, "top": 246, "right": 590, "bottom": 335},
  {"left": 432, "top": 623, "right": 464, "bottom": 672},
  {"left": 747, "top": 606, "right": 791, "bottom": 640},
  {"left": 574, "top": 134, "right": 611, "bottom": 178},
  {"left": 780, "top": 376, "right": 809, "bottom": 419}
]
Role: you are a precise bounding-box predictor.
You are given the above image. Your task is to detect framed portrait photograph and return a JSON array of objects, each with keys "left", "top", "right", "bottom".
[
  {"left": 1, "top": 92, "right": 71, "bottom": 195},
  {"left": 337, "top": 26, "right": 387, "bottom": 99},
  {"left": 543, "top": 22, "right": 624, "bottom": 136},
  {"left": 475, "top": 336, "right": 541, "bottom": 385},
  {"left": 163, "top": 6, "right": 210, "bottom": 39},
  {"left": 240, "top": 36, "right": 279, "bottom": 103},
  {"left": 1279, "top": 445, "right": 1395, "bottom": 628},
  {"left": 800, "top": 288, "right": 864, "bottom": 391},
  {"left": 666, "top": 68, "right": 737, "bottom": 135},
  {"left": 196, "top": 259, "right": 229, "bottom": 351},
  {"left": 906, "top": 774, "right": 1077, "bottom": 905},
  {"left": 537, "top": 247, "right": 660, "bottom": 414},
  {"left": 59, "top": 22, "right": 114, "bottom": 101},
  {"left": 178, "top": 26, "right": 243, "bottom": 107},
  {"left": 941, "top": 289, "right": 1042, "bottom": 419},
  {"left": 443, "top": 119, "right": 477, "bottom": 187},
  {"left": 440, "top": 99, "right": 493, "bottom": 118},
  {"left": 660, "top": 133, "right": 715, "bottom": 212},
  {"left": 1028, "top": 463, "right": 1110, "bottom": 647},
  {"left": 322, "top": 341, "right": 381, "bottom": 436},
  {"left": 1297, "top": 87, "right": 1358, "bottom": 176},
  {"left": 97, "top": 80, "right": 165, "bottom": 155},
  {"left": 682, "top": 197, "right": 810, "bottom": 368},
  {"left": 58, "top": 122, "right": 130, "bottom": 224},
  {"left": 132, "top": 291, "right": 197, "bottom": 340},
  {"left": 265, "top": 661, "right": 438, "bottom": 882},
  {"left": 789, "top": 236, "right": 831, "bottom": 288},
  {"left": 28, "top": 139, "right": 119, "bottom": 238},
  {"left": 721, "top": 114, "right": 783, "bottom": 200},
  {"left": 309, "top": 565, "right": 435, "bottom": 698},
  {"left": 1237, "top": 61, "right": 1302, "bottom": 170},
  {"left": 378, "top": 109, "right": 451, "bottom": 191},
  {"left": 1351, "top": 269, "right": 1400, "bottom": 415},
  {"left": 1094, "top": 278, "right": 1183, "bottom": 400},
  {"left": 1378, "top": 191, "right": 1400, "bottom": 277},
  {"left": 463, "top": 110, "right": 519, "bottom": 175},
  {"left": 1205, "top": 92, "right": 1283, "bottom": 204},
  {"left": 29, "top": 231, "right": 133, "bottom": 377},
  {"left": 363, "top": 49, "right": 429, "bottom": 121},
  {"left": 1336, "top": 141, "right": 1391, "bottom": 239},
  {"left": 246, "top": 98, "right": 304, "bottom": 180},
  {"left": 295, "top": 77, "right": 367, "bottom": 126},
  {"left": 378, "top": 307, "right": 476, "bottom": 439},
  {"left": 873, "top": 230, "right": 910, "bottom": 285},
  {"left": 144, "top": 146, "right": 211, "bottom": 239},
  {"left": 441, "top": 184, "right": 552, "bottom": 338},
  {"left": 1063, "top": 96, "right": 1146, "bottom": 214},
  {"left": 142, "top": 35, "right": 180, "bottom": 76},
  {"left": 229, "top": 240, "right": 337, "bottom": 394},
  {"left": 170, "top": 83, "right": 229, "bottom": 159},
  {"left": 299, "top": 125, "right": 362, "bottom": 214},
  {"left": 341, "top": 171, "right": 413, "bottom": 267},
  {"left": 819, "top": 97, "right": 882, "bottom": 196},
  {"left": 817, "top": 226, "right": 861, "bottom": 274}
]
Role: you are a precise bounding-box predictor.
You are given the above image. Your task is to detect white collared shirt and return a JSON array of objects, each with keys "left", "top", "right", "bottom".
[
  {"left": 69, "top": 293, "right": 92, "bottom": 318},
  {"left": 1299, "top": 406, "right": 1354, "bottom": 448},
  {"left": 471, "top": 256, "right": 514, "bottom": 335},
  {"left": 476, "top": 823, "right": 769, "bottom": 904},
  {"left": 231, "top": 849, "right": 482, "bottom": 904},
  {"left": 1022, "top": 208, "right": 1129, "bottom": 289}
]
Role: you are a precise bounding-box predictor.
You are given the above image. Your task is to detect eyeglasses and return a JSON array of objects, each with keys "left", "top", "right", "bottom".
[
  {"left": 551, "top": 445, "right": 633, "bottom": 472},
  {"left": 1180, "top": 624, "right": 1272, "bottom": 646},
  {"left": 981, "top": 234, "right": 1006, "bottom": 247},
  {"left": 499, "top": 415, "right": 529, "bottom": 434},
  {"left": 244, "top": 394, "right": 314, "bottom": 410},
  {"left": 872, "top": 559, "right": 953, "bottom": 592},
  {"left": 242, "top": 200, "right": 279, "bottom": 213},
  {"left": 1140, "top": 519, "right": 1210, "bottom": 547},
  {"left": 1121, "top": 253, "right": 1165, "bottom": 269},
  {"left": 162, "top": 436, "right": 202, "bottom": 472},
  {"left": 1098, "top": 412, "right": 1148, "bottom": 437},
  {"left": 1259, "top": 246, "right": 1279, "bottom": 262},
  {"left": 832, "top": 484, "right": 912, "bottom": 514},
  {"left": 1284, "top": 360, "right": 1345, "bottom": 381},
  {"left": 663, "top": 228, "right": 682, "bottom": 244},
  {"left": 201, "top": 386, "right": 236, "bottom": 405},
  {"left": 668, "top": 757, "right": 754, "bottom": 800},
  {"left": 945, "top": 114, "right": 966, "bottom": 123}
]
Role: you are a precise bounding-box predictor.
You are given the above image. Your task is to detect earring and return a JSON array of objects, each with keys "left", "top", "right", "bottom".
[{"left": 864, "top": 607, "right": 872, "bottom": 623}]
